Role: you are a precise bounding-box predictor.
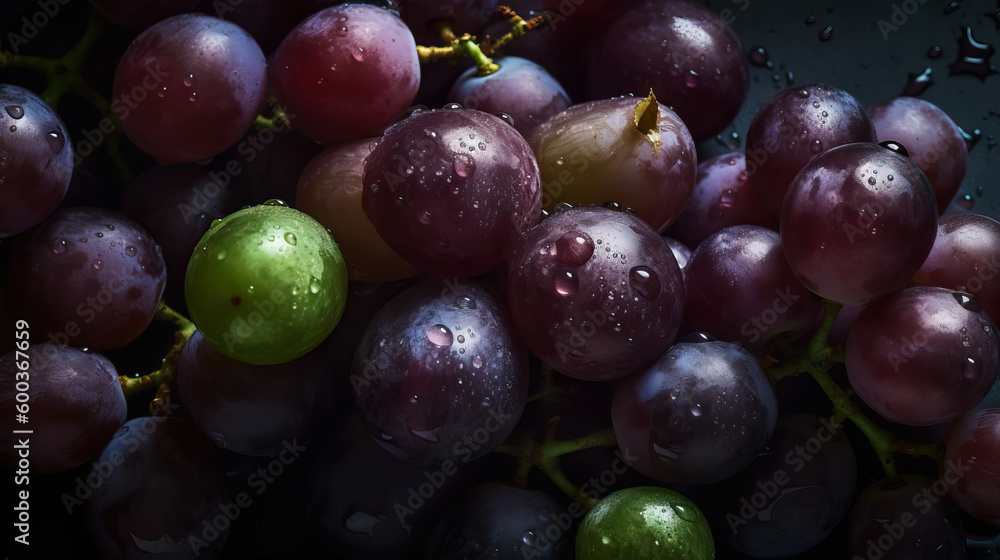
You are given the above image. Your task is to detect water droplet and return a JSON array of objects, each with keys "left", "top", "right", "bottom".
[
  {"left": 92, "top": 260, "right": 103, "bottom": 270},
  {"left": 691, "top": 404, "right": 703, "bottom": 417},
  {"left": 868, "top": 176, "right": 877, "bottom": 186},
  {"left": 953, "top": 292, "right": 975, "bottom": 308},
  {"left": 943, "top": 1, "right": 960, "bottom": 14},
  {"left": 309, "top": 277, "right": 321, "bottom": 294},
  {"left": 352, "top": 47, "right": 365, "bottom": 62},
  {"left": 419, "top": 211, "right": 432, "bottom": 225},
  {"left": 409, "top": 427, "right": 439, "bottom": 443},
  {"left": 473, "top": 356, "right": 483, "bottom": 368},
  {"left": 671, "top": 504, "right": 698, "bottom": 522},
  {"left": 796, "top": 89, "right": 810, "bottom": 98},
  {"left": 653, "top": 443, "right": 680, "bottom": 461},
  {"left": 629, "top": 266, "right": 661, "bottom": 300},
  {"left": 4, "top": 106, "right": 23, "bottom": 119},
  {"left": 819, "top": 26, "right": 834, "bottom": 41},
  {"left": 902, "top": 67, "right": 934, "bottom": 96},
  {"left": 8, "top": 125, "right": 15, "bottom": 132},
  {"left": 453, "top": 154, "right": 473, "bottom": 177},
  {"left": 456, "top": 334, "right": 465, "bottom": 344},
  {"left": 427, "top": 324, "right": 453, "bottom": 346},
  {"left": 810, "top": 139, "right": 823, "bottom": 153},
  {"left": 45, "top": 130, "right": 65, "bottom": 152},
  {"left": 95, "top": 232, "right": 103, "bottom": 238},
  {"left": 53, "top": 239, "right": 67, "bottom": 253},
  {"left": 157, "top": 87, "right": 166, "bottom": 98},
  {"left": 684, "top": 71, "right": 698, "bottom": 88},
  {"left": 719, "top": 189, "right": 737, "bottom": 207},
  {"left": 554, "top": 270, "right": 579, "bottom": 296},
  {"left": 748, "top": 46, "right": 771, "bottom": 68},
  {"left": 963, "top": 357, "right": 978, "bottom": 379},
  {"left": 183, "top": 74, "right": 195, "bottom": 87},
  {"left": 927, "top": 46, "right": 943, "bottom": 59},
  {"left": 949, "top": 27, "right": 998, "bottom": 79},
  {"left": 284, "top": 232, "right": 297, "bottom": 245},
  {"left": 555, "top": 232, "right": 595, "bottom": 266}
]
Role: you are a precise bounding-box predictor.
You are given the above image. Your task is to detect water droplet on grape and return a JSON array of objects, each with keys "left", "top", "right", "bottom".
[
  {"left": 427, "top": 324, "right": 453, "bottom": 346},
  {"left": 868, "top": 176, "right": 877, "bottom": 186},
  {"left": 718, "top": 189, "right": 737, "bottom": 207},
  {"left": 963, "top": 357, "right": 978, "bottom": 379},
  {"left": 554, "top": 270, "right": 578, "bottom": 296},
  {"left": 473, "top": 356, "right": 483, "bottom": 369},
  {"left": 671, "top": 504, "right": 697, "bottom": 522},
  {"left": 629, "top": 266, "right": 661, "bottom": 300},
  {"left": 284, "top": 232, "right": 296, "bottom": 245},
  {"left": 443, "top": 102, "right": 463, "bottom": 110},
  {"left": 810, "top": 139, "right": 823, "bottom": 153},
  {"left": 8, "top": 125, "right": 15, "bottom": 132},
  {"left": 95, "top": 232, "right": 103, "bottom": 238},
  {"left": 819, "top": 25, "right": 834, "bottom": 41},
  {"left": 92, "top": 260, "right": 103, "bottom": 270},
  {"left": 555, "top": 231, "right": 595, "bottom": 266},
  {"left": 419, "top": 211, "right": 432, "bottom": 225},
  {"left": 352, "top": 47, "right": 364, "bottom": 62},
  {"left": 797, "top": 89, "right": 810, "bottom": 98},
  {"left": 53, "top": 239, "right": 67, "bottom": 253},
  {"left": 4, "top": 106, "right": 23, "bottom": 119},
  {"left": 878, "top": 140, "right": 909, "bottom": 157},
  {"left": 953, "top": 292, "right": 975, "bottom": 308},
  {"left": 691, "top": 404, "right": 703, "bottom": 417},
  {"left": 453, "top": 154, "right": 473, "bottom": 177},
  {"left": 216, "top": 250, "right": 227, "bottom": 260}
]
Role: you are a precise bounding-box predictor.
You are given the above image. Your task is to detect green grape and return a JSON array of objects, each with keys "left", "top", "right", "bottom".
[
  {"left": 185, "top": 201, "right": 348, "bottom": 365},
  {"left": 576, "top": 486, "right": 715, "bottom": 560}
]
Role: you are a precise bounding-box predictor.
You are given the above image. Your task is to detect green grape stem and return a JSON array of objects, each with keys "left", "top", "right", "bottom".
[{"left": 119, "top": 302, "right": 197, "bottom": 414}]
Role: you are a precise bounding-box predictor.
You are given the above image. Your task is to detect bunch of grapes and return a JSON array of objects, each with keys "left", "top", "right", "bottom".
[{"left": 0, "top": 0, "right": 998, "bottom": 559}]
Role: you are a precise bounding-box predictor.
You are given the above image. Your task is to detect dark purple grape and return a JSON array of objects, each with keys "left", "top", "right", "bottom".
[
  {"left": 308, "top": 417, "right": 475, "bottom": 558},
  {"left": 88, "top": 0, "right": 200, "bottom": 30},
  {"left": 667, "top": 153, "right": 777, "bottom": 249},
  {"left": 220, "top": 126, "right": 323, "bottom": 207},
  {"left": 663, "top": 236, "right": 692, "bottom": 275},
  {"left": 745, "top": 84, "right": 877, "bottom": 216},
  {"left": 586, "top": 0, "right": 749, "bottom": 142},
  {"left": 272, "top": 4, "right": 420, "bottom": 145},
  {"left": 943, "top": 408, "right": 1000, "bottom": 526},
  {"left": 86, "top": 417, "right": 230, "bottom": 560},
  {"left": 868, "top": 97, "right": 967, "bottom": 214},
  {"left": 0, "top": 343, "right": 125, "bottom": 474},
  {"left": 683, "top": 225, "right": 822, "bottom": 354},
  {"left": 112, "top": 14, "right": 267, "bottom": 163},
  {"left": 362, "top": 108, "right": 541, "bottom": 278},
  {"left": 2, "top": 207, "right": 166, "bottom": 352},
  {"left": 848, "top": 476, "right": 966, "bottom": 559},
  {"left": 507, "top": 206, "right": 685, "bottom": 381},
  {"left": 780, "top": 142, "right": 938, "bottom": 305},
  {"left": 424, "top": 482, "right": 569, "bottom": 560},
  {"left": 913, "top": 214, "right": 1000, "bottom": 324},
  {"left": 352, "top": 279, "right": 528, "bottom": 465},
  {"left": 297, "top": 138, "right": 418, "bottom": 284},
  {"left": 119, "top": 163, "right": 245, "bottom": 312},
  {"left": 176, "top": 330, "right": 345, "bottom": 456},
  {"left": 0, "top": 84, "right": 73, "bottom": 238},
  {"left": 528, "top": 95, "right": 697, "bottom": 233},
  {"left": 611, "top": 341, "right": 778, "bottom": 485},
  {"left": 448, "top": 56, "right": 571, "bottom": 137},
  {"left": 710, "top": 414, "right": 857, "bottom": 557},
  {"left": 846, "top": 287, "right": 999, "bottom": 426},
  {"left": 196, "top": 0, "right": 316, "bottom": 53}
]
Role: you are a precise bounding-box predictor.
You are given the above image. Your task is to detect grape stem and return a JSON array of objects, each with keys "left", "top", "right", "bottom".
[
  {"left": 118, "top": 302, "right": 196, "bottom": 414},
  {"left": 254, "top": 97, "right": 291, "bottom": 131}
]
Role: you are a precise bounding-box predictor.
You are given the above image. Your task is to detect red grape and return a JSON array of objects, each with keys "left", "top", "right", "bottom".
[{"left": 942, "top": 408, "right": 1000, "bottom": 526}]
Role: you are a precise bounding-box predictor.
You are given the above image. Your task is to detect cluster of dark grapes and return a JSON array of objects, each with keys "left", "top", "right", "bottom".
[{"left": 0, "top": 0, "right": 998, "bottom": 559}]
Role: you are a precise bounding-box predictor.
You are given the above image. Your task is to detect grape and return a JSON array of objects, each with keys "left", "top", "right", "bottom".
[
  {"left": 119, "top": 163, "right": 245, "bottom": 312},
  {"left": 219, "top": 126, "right": 323, "bottom": 207},
  {"left": 683, "top": 225, "right": 822, "bottom": 353},
  {"left": 507, "top": 206, "right": 685, "bottom": 381},
  {"left": 308, "top": 417, "right": 474, "bottom": 558},
  {"left": 709, "top": 413, "right": 857, "bottom": 557},
  {"left": 112, "top": 14, "right": 268, "bottom": 163},
  {"left": 88, "top": 0, "right": 201, "bottom": 30},
  {"left": 868, "top": 97, "right": 966, "bottom": 214},
  {"left": 585, "top": 0, "right": 748, "bottom": 142},
  {"left": 2, "top": 207, "right": 166, "bottom": 352},
  {"left": 86, "top": 417, "right": 230, "bottom": 560},
  {"left": 663, "top": 236, "right": 692, "bottom": 275},
  {"left": 296, "top": 138, "right": 418, "bottom": 284},
  {"left": 362, "top": 108, "right": 541, "bottom": 278},
  {"left": 913, "top": 213, "right": 1000, "bottom": 324},
  {"left": 352, "top": 279, "right": 528, "bottom": 465},
  {"left": 780, "top": 142, "right": 938, "bottom": 305},
  {"left": 848, "top": 475, "right": 966, "bottom": 559},
  {"left": 528, "top": 93, "right": 697, "bottom": 233},
  {"left": 0, "top": 343, "right": 125, "bottom": 474},
  {"left": 942, "top": 408, "right": 1000, "bottom": 526},
  {"left": 745, "top": 84, "right": 877, "bottom": 216},
  {"left": 612, "top": 341, "right": 777, "bottom": 485},
  {"left": 176, "top": 330, "right": 344, "bottom": 456},
  {"left": 846, "top": 286, "right": 999, "bottom": 426},
  {"left": 0, "top": 84, "right": 73, "bottom": 238},
  {"left": 576, "top": 486, "right": 714, "bottom": 560},
  {"left": 197, "top": 0, "right": 317, "bottom": 53},
  {"left": 184, "top": 202, "right": 348, "bottom": 365},
  {"left": 667, "top": 153, "right": 777, "bottom": 249},
  {"left": 447, "top": 56, "right": 571, "bottom": 136},
  {"left": 424, "top": 482, "right": 569, "bottom": 559},
  {"left": 271, "top": 4, "right": 420, "bottom": 145}
]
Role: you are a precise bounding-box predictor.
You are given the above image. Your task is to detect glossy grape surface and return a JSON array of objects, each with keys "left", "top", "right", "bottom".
[{"left": 943, "top": 408, "right": 1000, "bottom": 526}]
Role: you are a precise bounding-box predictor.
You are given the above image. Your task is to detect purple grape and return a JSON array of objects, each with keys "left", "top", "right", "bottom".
[
  {"left": 2, "top": 207, "right": 166, "bottom": 352},
  {"left": 586, "top": 0, "right": 749, "bottom": 142},
  {"left": 683, "top": 225, "right": 822, "bottom": 354},
  {"left": 663, "top": 236, "right": 692, "bottom": 275},
  {"left": 848, "top": 476, "right": 965, "bottom": 559},
  {"left": 272, "top": 4, "right": 420, "bottom": 145},
  {"left": 362, "top": 108, "right": 542, "bottom": 278},
  {"left": 352, "top": 279, "right": 529, "bottom": 466},
  {"left": 846, "top": 287, "right": 999, "bottom": 426},
  {"left": 86, "top": 417, "right": 230, "bottom": 560},
  {"left": 780, "top": 142, "right": 938, "bottom": 305},
  {"left": 176, "top": 330, "right": 345, "bottom": 456},
  {"left": 611, "top": 341, "right": 778, "bottom": 484},
  {"left": 88, "top": 0, "right": 201, "bottom": 30},
  {"left": 112, "top": 14, "right": 268, "bottom": 163},
  {"left": 448, "top": 56, "right": 571, "bottom": 137},
  {"left": 913, "top": 213, "right": 1000, "bottom": 324},
  {"left": 745, "top": 84, "right": 877, "bottom": 216},
  {"left": 710, "top": 414, "right": 857, "bottom": 557},
  {"left": 0, "top": 84, "right": 73, "bottom": 238},
  {"left": 424, "top": 482, "right": 569, "bottom": 560},
  {"left": 507, "top": 206, "right": 685, "bottom": 381},
  {"left": 943, "top": 408, "right": 1000, "bottom": 526},
  {"left": 528, "top": 95, "right": 697, "bottom": 233},
  {"left": 667, "top": 153, "right": 777, "bottom": 249},
  {"left": 119, "top": 163, "right": 245, "bottom": 312},
  {"left": 0, "top": 343, "right": 126, "bottom": 474},
  {"left": 868, "top": 97, "right": 966, "bottom": 214}
]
